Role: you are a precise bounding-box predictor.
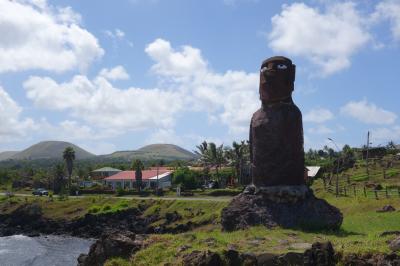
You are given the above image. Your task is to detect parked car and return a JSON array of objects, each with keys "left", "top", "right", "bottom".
[{"left": 32, "top": 188, "right": 49, "bottom": 196}]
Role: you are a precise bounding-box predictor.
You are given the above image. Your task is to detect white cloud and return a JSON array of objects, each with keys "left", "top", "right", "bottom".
[
  {"left": 0, "top": 86, "right": 37, "bottom": 143},
  {"left": 105, "top": 28, "right": 125, "bottom": 40},
  {"left": 371, "top": 126, "right": 400, "bottom": 142},
  {"left": 145, "top": 39, "right": 259, "bottom": 135},
  {"left": 340, "top": 99, "right": 397, "bottom": 125},
  {"left": 23, "top": 74, "right": 183, "bottom": 132},
  {"left": 308, "top": 125, "right": 334, "bottom": 135},
  {"left": 0, "top": 0, "right": 103, "bottom": 73},
  {"left": 268, "top": 2, "right": 370, "bottom": 75},
  {"left": 24, "top": 39, "right": 259, "bottom": 141},
  {"left": 373, "top": 0, "right": 400, "bottom": 41},
  {"left": 38, "top": 119, "right": 118, "bottom": 141},
  {"left": 304, "top": 108, "right": 334, "bottom": 123},
  {"left": 99, "top": 66, "right": 130, "bottom": 80},
  {"left": 145, "top": 38, "right": 208, "bottom": 81},
  {"left": 145, "top": 129, "right": 183, "bottom": 146}
]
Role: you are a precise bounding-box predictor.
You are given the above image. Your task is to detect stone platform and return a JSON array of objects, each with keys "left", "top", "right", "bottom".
[{"left": 221, "top": 185, "right": 342, "bottom": 231}]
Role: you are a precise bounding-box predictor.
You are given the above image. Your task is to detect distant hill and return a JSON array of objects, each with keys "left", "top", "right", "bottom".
[
  {"left": 0, "top": 151, "right": 19, "bottom": 161},
  {"left": 9, "top": 141, "right": 95, "bottom": 161},
  {"left": 0, "top": 142, "right": 196, "bottom": 163},
  {"left": 102, "top": 144, "right": 196, "bottom": 162}
]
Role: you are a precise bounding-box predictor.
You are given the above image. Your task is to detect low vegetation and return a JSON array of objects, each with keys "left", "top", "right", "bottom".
[{"left": 104, "top": 180, "right": 400, "bottom": 265}]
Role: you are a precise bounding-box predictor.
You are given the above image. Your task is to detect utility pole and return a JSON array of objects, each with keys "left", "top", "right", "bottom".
[
  {"left": 366, "top": 131, "right": 370, "bottom": 180},
  {"left": 328, "top": 138, "right": 340, "bottom": 197}
]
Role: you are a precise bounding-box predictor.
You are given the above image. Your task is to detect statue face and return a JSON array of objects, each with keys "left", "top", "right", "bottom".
[{"left": 259, "top": 56, "right": 295, "bottom": 102}]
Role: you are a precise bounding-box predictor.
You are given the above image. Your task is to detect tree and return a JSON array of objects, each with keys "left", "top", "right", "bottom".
[
  {"left": 195, "top": 141, "right": 210, "bottom": 183},
  {"left": 207, "top": 142, "right": 226, "bottom": 184},
  {"left": 132, "top": 159, "right": 144, "bottom": 192},
  {"left": 53, "top": 163, "right": 65, "bottom": 194},
  {"left": 226, "top": 141, "right": 248, "bottom": 185},
  {"left": 172, "top": 167, "right": 198, "bottom": 190},
  {"left": 63, "top": 147, "right": 75, "bottom": 189}
]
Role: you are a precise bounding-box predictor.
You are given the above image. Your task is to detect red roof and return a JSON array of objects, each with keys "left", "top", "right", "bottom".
[{"left": 104, "top": 170, "right": 171, "bottom": 180}]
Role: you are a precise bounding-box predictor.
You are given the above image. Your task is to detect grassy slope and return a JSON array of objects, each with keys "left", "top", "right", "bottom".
[
  {"left": 11, "top": 141, "right": 95, "bottom": 160},
  {"left": 101, "top": 144, "right": 196, "bottom": 161},
  {"left": 106, "top": 180, "right": 400, "bottom": 265},
  {"left": 2, "top": 159, "right": 400, "bottom": 265}
]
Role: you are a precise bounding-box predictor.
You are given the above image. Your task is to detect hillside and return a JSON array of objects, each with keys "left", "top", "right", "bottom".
[
  {"left": 102, "top": 144, "right": 196, "bottom": 162},
  {"left": 0, "top": 151, "right": 19, "bottom": 161},
  {"left": 10, "top": 141, "right": 95, "bottom": 161},
  {"left": 138, "top": 144, "right": 196, "bottom": 160}
]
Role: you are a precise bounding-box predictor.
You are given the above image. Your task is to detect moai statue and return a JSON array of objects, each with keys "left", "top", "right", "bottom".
[
  {"left": 250, "top": 56, "right": 305, "bottom": 187},
  {"left": 221, "top": 56, "right": 343, "bottom": 232}
]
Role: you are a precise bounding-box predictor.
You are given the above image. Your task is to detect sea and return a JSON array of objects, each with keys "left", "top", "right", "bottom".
[{"left": 0, "top": 235, "right": 93, "bottom": 266}]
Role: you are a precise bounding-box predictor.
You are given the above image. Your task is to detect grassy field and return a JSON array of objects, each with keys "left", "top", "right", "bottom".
[
  {"left": 1, "top": 182, "right": 400, "bottom": 265},
  {"left": 2, "top": 159, "right": 400, "bottom": 265},
  {"left": 102, "top": 180, "right": 400, "bottom": 265}
]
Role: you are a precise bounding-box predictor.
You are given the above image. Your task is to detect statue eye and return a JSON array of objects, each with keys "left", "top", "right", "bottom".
[
  {"left": 260, "top": 67, "right": 268, "bottom": 73},
  {"left": 277, "top": 64, "right": 288, "bottom": 70}
]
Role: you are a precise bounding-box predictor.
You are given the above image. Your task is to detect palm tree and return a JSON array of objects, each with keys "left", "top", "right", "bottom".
[
  {"left": 387, "top": 140, "right": 396, "bottom": 150},
  {"left": 207, "top": 142, "right": 226, "bottom": 184},
  {"left": 195, "top": 141, "right": 210, "bottom": 184},
  {"left": 226, "top": 141, "right": 245, "bottom": 185},
  {"left": 132, "top": 159, "right": 144, "bottom": 192},
  {"left": 53, "top": 163, "right": 65, "bottom": 194},
  {"left": 63, "top": 147, "right": 75, "bottom": 189}
]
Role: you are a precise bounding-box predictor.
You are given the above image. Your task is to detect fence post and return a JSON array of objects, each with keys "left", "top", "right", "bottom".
[
  {"left": 353, "top": 185, "right": 356, "bottom": 197},
  {"left": 398, "top": 187, "right": 400, "bottom": 198},
  {"left": 344, "top": 187, "right": 347, "bottom": 196},
  {"left": 323, "top": 175, "right": 326, "bottom": 190},
  {"left": 386, "top": 187, "right": 389, "bottom": 198},
  {"left": 364, "top": 186, "right": 367, "bottom": 197},
  {"left": 374, "top": 190, "right": 378, "bottom": 200}
]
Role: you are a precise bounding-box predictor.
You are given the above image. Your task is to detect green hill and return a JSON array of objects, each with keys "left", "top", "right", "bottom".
[
  {"left": 102, "top": 144, "right": 196, "bottom": 162},
  {"left": 10, "top": 141, "right": 95, "bottom": 160},
  {"left": 0, "top": 151, "right": 19, "bottom": 161}
]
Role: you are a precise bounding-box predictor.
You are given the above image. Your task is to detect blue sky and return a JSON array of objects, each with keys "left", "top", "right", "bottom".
[{"left": 0, "top": 0, "right": 399, "bottom": 154}]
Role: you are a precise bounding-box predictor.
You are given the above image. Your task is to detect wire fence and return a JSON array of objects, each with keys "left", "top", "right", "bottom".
[{"left": 324, "top": 182, "right": 400, "bottom": 199}]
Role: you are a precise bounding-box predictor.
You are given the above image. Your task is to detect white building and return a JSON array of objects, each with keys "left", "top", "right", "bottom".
[{"left": 104, "top": 169, "right": 172, "bottom": 190}]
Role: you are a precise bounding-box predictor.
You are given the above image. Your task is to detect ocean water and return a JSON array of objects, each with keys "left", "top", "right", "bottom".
[{"left": 0, "top": 235, "right": 93, "bottom": 266}]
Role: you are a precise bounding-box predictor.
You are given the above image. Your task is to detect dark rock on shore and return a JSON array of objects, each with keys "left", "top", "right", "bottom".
[
  {"left": 182, "top": 241, "right": 336, "bottom": 266},
  {"left": 0, "top": 202, "right": 203, "bottom": 239},
  {"left": 343, "top": 252, "right": 400, "bottom": 265},
  {"left": 0, "top": 203, "right": 153, "bottom": 238},
  {"left": 183, "top": 250, "right": 222, "bottom": 266},
  {"left": 221, "top": 187, "right": 342, "bottom": 231},
  {"left": 77, "top": 231, "right": 144, "bottom": 266}
]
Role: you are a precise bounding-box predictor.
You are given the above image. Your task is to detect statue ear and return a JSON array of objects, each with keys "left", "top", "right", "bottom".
[{"left": 292, "top": 64, "right": 296, "bottom": 82}]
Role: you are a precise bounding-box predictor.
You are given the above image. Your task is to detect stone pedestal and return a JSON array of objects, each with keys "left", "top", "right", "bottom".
[{"left": 221, "top": 185, "right": 342, "bottom": 231}]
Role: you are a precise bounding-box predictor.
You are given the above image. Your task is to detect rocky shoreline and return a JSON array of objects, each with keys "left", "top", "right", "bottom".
[
  {"left": 77, "top": 233, "right": 400, "bottom": 266},
  {"left": 2, "top": 203, "right": 400, "bottom": 265},
  {"left": 0, "top": 202, "right": 203, "bottom": 239}
]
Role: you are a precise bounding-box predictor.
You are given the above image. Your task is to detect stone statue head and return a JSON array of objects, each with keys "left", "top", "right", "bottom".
[{"left": 259, "top": 56, "right": 296, "bottom": 103}]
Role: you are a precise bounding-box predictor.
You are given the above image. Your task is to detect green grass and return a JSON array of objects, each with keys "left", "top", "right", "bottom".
[
  {"left": 0, "top": 196, "right": 142, "bottom": 220},
  {"left": 142, "top": 199, "right": 227, "bottom": 228},
  {"left": 106, "top": 179, "right": 400, "bottom": 265}
]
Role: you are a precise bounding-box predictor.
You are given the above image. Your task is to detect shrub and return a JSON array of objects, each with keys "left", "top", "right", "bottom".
[
  {"left": 116, "top": 187, "right": 125, "bottom": 196},
  {"left": 88, "top": 205, "right": 101, "bottom": 213},
  {"left": 102, "top": 205, "right": 112, "bottom": 211},
  {"left": 172, "top": 167, "right": 199, "bottom": 190}
]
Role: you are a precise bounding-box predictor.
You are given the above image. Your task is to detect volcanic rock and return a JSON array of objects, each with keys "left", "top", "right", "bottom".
[{"left": 221, "top": 186, "right": 342, "bottom": 231}]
